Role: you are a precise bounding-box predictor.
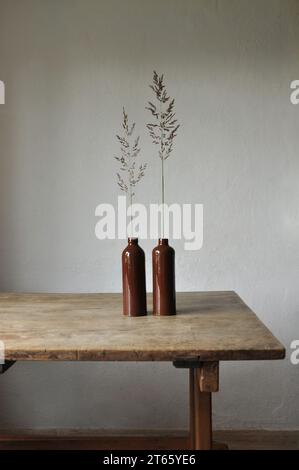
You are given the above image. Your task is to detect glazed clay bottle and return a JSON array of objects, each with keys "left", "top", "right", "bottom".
[
  {"left": 122, "top": 238, "right": 147, "bottom": 316},
  {"left": 152, "top": 239, "right": 176, "bottom": 315}
]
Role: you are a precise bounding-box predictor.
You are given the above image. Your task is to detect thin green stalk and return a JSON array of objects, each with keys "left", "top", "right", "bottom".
[
  {"left": 146, "top": 71, "right": 180, "bottom": 241},
  {"left": 160, "top": 100, "right": 164, "bottom": 239},
  {"left": 130, "top": 188, "right": 133, "bottom": 238},
  {"left": 115, "top": 108, "right": 146, "bottom": 240},
  {"left": 161, "top": 156, "right": 165, "bottom": 238}
]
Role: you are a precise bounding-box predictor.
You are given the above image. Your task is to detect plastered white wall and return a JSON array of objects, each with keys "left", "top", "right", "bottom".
[{"left": 0, "top": 0, "right": 299, "bottom": 430}]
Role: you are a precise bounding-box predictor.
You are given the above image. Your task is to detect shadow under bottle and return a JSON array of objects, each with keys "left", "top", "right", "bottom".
[
  {"left": 152, "top": 238, "right": 176, "bottom": 316},
  {"left": 122, "top": 238, "right": 147, "bottom": 316}
]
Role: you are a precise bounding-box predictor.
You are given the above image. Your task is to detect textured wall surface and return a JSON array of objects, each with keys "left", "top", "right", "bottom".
[{"left": 0, "top": 0, "right": 299, "bottom": 430}]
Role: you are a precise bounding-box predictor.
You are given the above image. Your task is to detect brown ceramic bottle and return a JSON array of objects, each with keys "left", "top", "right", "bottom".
[
  {"left": 152, "top": 238, "right": 176, "bottom": 315},
  {"left": 122, "top": 238, "right": 147, "bottom": 316}
]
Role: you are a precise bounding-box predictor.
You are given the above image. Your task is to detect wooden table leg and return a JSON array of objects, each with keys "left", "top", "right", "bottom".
[
  {"left": 189, "top": 362, "right": 219, "bottom": 450},
  {"left": 174, "top": 359, "right": 219, "bottom": 450},
  {"left": 189, "top": 368, "right": 195, "bottom": 449},
  {"left": 193, "top": 372, "right": 212, "bottom": 450}
]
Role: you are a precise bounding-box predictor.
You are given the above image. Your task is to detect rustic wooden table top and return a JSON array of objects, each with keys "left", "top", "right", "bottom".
[{"left": 0, "top": 291, "right": 285, "bottom": 362}]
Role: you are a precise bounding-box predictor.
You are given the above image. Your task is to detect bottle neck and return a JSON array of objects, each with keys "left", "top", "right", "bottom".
[
  {"left": 128, "top": 237, "right": 138, "bottom": 246},
  {"left": 158, "top": 238, "right": 169, "bottom": 246}
]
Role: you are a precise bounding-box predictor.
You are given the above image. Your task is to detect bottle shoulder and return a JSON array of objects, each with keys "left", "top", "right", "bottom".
[
  {"left": 122, "top": 244, "right": 145, "bottom": 256},
  {"left": 152, "top": 244, "right": 175, "bottom": 255}
]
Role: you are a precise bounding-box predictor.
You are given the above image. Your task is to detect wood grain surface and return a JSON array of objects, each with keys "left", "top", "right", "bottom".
[{"left": 0, "top": 291, "right": 285, "bottom": 361}]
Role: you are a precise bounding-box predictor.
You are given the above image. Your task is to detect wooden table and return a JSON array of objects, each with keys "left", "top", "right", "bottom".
[{"left": 0, "top": 291, "right": 285, "bottom": 450}]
